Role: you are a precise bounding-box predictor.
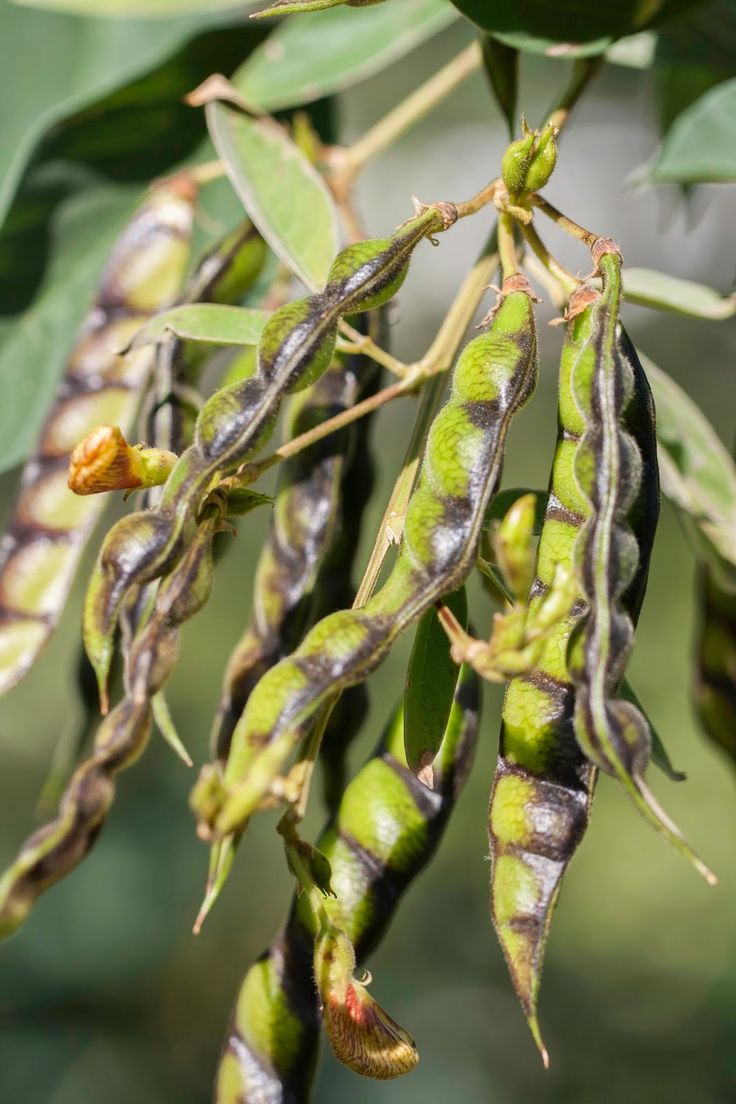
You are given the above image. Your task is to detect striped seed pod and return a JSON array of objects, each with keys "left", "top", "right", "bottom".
[
  {"left": 0, "top": 179, "right": 195, "bottom": 696},
  {"left": 196, "top": 273, "right": 538, "bottom": 841},
  {"left": 84, "top": 203, "right": 456, "bottom": 709},
  {"left": 488, "top": 270, "right": 683, "bottom": 1059},
  {"left": 0, "top": 499, "right": 222, "bottom": 939},
  {"left": 568, "top": 242, "right": 713, "bottom": 882},
  {"left": 210, "top": 329, "right": 380, "bottom": 767},
  {"left": 214, "top": 664, "right": 480, "bottom": 1102},
  {"left": 0, "top": 221, "right": 270, "bottom": 933}
]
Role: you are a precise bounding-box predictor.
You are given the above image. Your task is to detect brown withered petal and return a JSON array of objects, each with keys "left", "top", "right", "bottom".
[
  {"left": 322, "top": 980, "right": 419, "bottom": 1080},
  {"left": 68, "top": 425, "right": 145, "bottom": 495}
]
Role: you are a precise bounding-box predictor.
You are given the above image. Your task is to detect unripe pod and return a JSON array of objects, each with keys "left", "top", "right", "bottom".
[
  {"left": 501, "top": 131, "right": 537, "bottom": 198},
  {"left": 524, "top": 124, "right": 558, "bottom": 193}
]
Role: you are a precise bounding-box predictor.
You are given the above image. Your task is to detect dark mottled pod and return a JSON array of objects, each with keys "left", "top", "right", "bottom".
[
  {"left": 489, "top": 270, "right": 679, "bottom": 1058},
  {"left": 84, "top": 205, "right": 454, "bottom": 706},
  {"left": 0, "top": 179, "right": 195, "bottom": 696},
  {"left": 210, "top": 347, "right": 376, "bottom": 761},
  {"left": 140, "top": 220, "right": 267, "bottom": 467},
  {"left": 693, "top": 566, "right": 736, "bottom": 766},
  {"left": 199, "top": 275, "right": 538, "bottom": 840},
  {"left": 211, "top": 316, "right": 381, "bottom": 790},
  {"left": 0, "top": 504, "right": 221, "bottom": 938},
  {"left": 213, "top": 664, "right": 480, "bottom": 1102},
  {"left": 568, "top": 245, "right": 712, "bottom": 882}
]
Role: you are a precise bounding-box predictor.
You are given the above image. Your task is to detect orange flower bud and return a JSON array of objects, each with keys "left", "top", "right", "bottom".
[
  {"left": 315, "top": 926, "right": 418, "bottom": 1080},
  {"left": 67, "top": 425, "right": 177, "bottom": 496}
]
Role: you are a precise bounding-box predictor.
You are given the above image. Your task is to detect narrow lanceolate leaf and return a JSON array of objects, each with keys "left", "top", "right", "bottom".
[
  {"left": 404, "top": 586, "right": 467, "bottom": 778},
  {"left": 250, "top": 0, "right": 379, "bottom": 18},
  {"left": 0, "top": 180, "right": 194, "bottom": 697},
  {"left": 644, "top": 355, "right": 736, "bottom": 574},
  {"left": 10, "top": 0, "right": 261, "bottom": 14},
  {"left": 206, "top": 102, "right": 340, "bottom": 292},
  {"left": 643, "top": 77, "right": 736, "bottom": 183},
  {"left": 451, "top": 0, "right": 709, "bottom": 48},
  {"left": 233, "top": 0, "right": 456, "bottom": 112},
  {"left": 129, "top": 303, "right": 271, "bottom": 350},
  {"left": 623, "top": 268, "right": 736, "bottom": 320},
  {"left": 569, "top": 245, "right": 714, "bottom": 884},
  {"left": 481, "top": 35, "right": 518, "bottom": 137}
]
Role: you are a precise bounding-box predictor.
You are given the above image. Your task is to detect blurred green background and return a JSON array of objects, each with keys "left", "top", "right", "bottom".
[{"left": 1, "top": 12, "right": 735, "bottom": 1104}]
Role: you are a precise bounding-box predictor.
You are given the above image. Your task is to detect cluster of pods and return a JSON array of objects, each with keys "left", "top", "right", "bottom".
[{"left": 0, "top": 123, "right": 728, "bottom": 1101}]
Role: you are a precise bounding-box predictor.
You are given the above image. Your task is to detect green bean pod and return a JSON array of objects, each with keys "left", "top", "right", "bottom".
[
  {"left": 84, "top": 204, "right": 455, "bottom": 706},
  {"left": 196, "top": 275, "right": 538, "bottom": 840},
  {"left": 214, "top": 664, "right": 480, "bottom": 1103},
  {"left": 489, "top": 268, "right": 686, "bottom": 1056},
  {"left": 569, "top": 244, "right": 713, "bottom": 882},
  {"left": 489, "top": 289, "right": 598, "bottom": 1060},
  {"left": 0, "top": 505, "right": 220, "bottom": 939},
  {"left": 210, "top": 323, "right": 380, "bottom": 775},
  {"left": 141, "top": 220, "right": 267, "bottom": 466},
  {"left": 0, "top": 179, "right": 195, "bottom": 696},
  {"left": 122, "top": 221, "right": 267, "bottom": 645},
  {"left": 693, "top": 567, "right": 736, "bottom": 766}
]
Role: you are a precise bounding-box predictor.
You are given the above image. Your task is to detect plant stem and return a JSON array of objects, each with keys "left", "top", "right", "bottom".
[
  {"left": 337, "top": 322, "right": 409, "bottom": 377},
  {"left": 520, "top": 222, "right": 579, "bottom": 295},
  {"left": 530, "top": 194, "right": 599, "bottom": 248},
  {"left": 333, "top": 42, "right": 482, "bottom": 190},
  {"left": 498, "top": 211, "right": 519, "bottom": 279}
]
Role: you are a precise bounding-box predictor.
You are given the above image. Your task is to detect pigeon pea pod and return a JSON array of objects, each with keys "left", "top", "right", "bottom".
[
  {"left": 141, "top": 220, "right": 267, "bottom": 466},
  {"left": 489, "top": 270, "right": 681, "bottom": 1058},
  {"left": 0, "top": 503, "right": 221, "bottom": 939},
  {"left": 210, "top": 323, "right": 380, "bottom": 767},
  {"left": 84, "top": 205, "right": 454, "bottom": 706},
  {"left": 214, "top": 665, "right": 480, "bottom": 1103},
  {"left": 198, "top": 275, "right": 538, "bottom": 839},
  {"left": 489, "top": 288, "right": 599, "bottom": 1062},
  {"left": 0, "top": 179, "right": 195, "bottom": 697},
  {"left": 569, "top": 245, "right": 714, "bottom": 881}
]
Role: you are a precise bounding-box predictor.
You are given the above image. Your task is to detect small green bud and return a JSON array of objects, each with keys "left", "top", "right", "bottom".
[
  {"left": 494, "top": 492, "right": 537, "bottom": 603},
  {"left": 501, "top": 131, "right": 537, "bottom": 198},
  {"left": 524, "top": 124, "right": 559, "bottom": 194}
]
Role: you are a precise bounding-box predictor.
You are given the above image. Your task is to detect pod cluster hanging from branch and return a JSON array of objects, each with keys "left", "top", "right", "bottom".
[{"left": 1, "top": 12, "right": 732, "bottom": 1100}]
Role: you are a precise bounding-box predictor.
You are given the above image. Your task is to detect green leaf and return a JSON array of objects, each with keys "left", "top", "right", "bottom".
[
  {"left": 623, "top": 268, "right": 736, "bottom": 319},
  {"left": 404, "top": 586, "right": 467, "bottom": 777},
  {"left": 644, "top": 77, "right": 736, "bottom": 183},
  {"left": 606, "top": 31, "right": 657, "bottom": 69},
  {"left": 0, "top": 186, "right": 139, "bottom": 474},
  {"left": 0, "top": 0, "right": 230, "bottom": 235},
  {"left": 655, "top": 0, "right": 736, "bottom": 73},
  {"left": 643, "top": 354, "right": 736, "bottom": 571},
  {"left": 451, "top": 0, "right": 707, "bottom": 54},
  {"left": 481, "top": 34, "right": 518, "bottom": 136},
  {"left": 130, "top": 303, "right": 271, "bottom": 349},
  {"left": 0, "top": 23, "right": 262, "bottom": 312},
  {"left": 10, "top": 0, "right": 260, "bottom": 16},
  {"left": 206, "top": 102, "right": 340, "bottom": 292},
  {"left": 233, "top": 0, "right": 456, "bottom": 112},
  {"left": 655, "top": 65, "right": 728, "bottom": 135}
]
